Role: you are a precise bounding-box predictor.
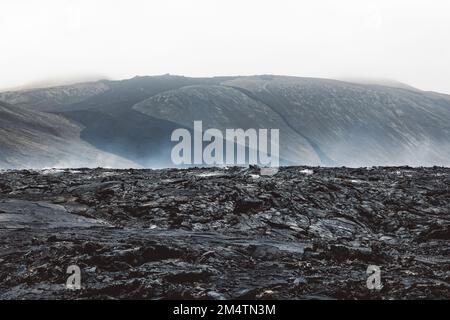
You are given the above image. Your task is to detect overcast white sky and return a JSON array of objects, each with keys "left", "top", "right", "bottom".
[{"left": 1, "top": 0, "right": 449, "bottom": 93}]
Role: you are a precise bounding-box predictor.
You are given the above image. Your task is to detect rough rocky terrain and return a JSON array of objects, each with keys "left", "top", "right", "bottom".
[{"left": 0, "top": 166, "right": 449, "bottom": 300}]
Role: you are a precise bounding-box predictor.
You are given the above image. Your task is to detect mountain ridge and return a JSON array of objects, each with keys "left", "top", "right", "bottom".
[{"left": 1, "top": 75, "right": 449, "bottom": 168}]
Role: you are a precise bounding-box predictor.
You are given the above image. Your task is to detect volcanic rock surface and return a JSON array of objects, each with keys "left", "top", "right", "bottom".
[{"left": 0, "top": 166, "right": 449, "bottom": 299}]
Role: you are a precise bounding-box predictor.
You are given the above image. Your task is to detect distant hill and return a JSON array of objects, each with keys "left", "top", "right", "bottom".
[
  {"left": 1, "top": 75, "right": 449, "bottom": 168},
  {"left": 0, "top": 101, "right": 137, "bottom": 169}
]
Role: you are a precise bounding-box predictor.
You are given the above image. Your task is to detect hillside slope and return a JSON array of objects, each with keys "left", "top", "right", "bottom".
[
  {"left": 223, "top": 76, "right": 450, "bottom": 166},
  {"left": 133, "top": 84, "right": 320, "bottom": 165},
  {"left": 1, "top": 75, "right": 449, "bottom": 168},
  {"left": 0, "top": 101, "right": 138, "bottom": 169}
]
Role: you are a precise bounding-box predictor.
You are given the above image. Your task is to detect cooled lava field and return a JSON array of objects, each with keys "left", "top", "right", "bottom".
[{"left": 0, "top": 166, "right": 449, "bottom": 299}]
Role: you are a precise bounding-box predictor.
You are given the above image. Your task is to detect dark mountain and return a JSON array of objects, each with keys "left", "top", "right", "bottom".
[
  {"left": 1, "top": 75, "right": 449, "bottom": 168},
  {"left": 222, "top": 76, "right": 450, "bottom": 166},
  {"left": 0, "top": 75, "right": 234, "bottom": 113},
  {"left": 0, "top": 101, "right": 137, "bottom": 169},
  {"left": 64, "top": 108, "right": 189, "bottom": 167},
  {"left": 1, "top": 75, "right": 235, "bottom": 168},
  {"left": 133, "top": 84, "right": 319, "bottom": 165}
]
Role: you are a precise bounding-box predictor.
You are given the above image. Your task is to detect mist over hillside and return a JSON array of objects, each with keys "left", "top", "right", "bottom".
[
  {"left": 1, "top": 75, "right": 449, "bottom": 169},
  {"left": 0, "top": 101, "right": 137, "bottom": 169}
]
